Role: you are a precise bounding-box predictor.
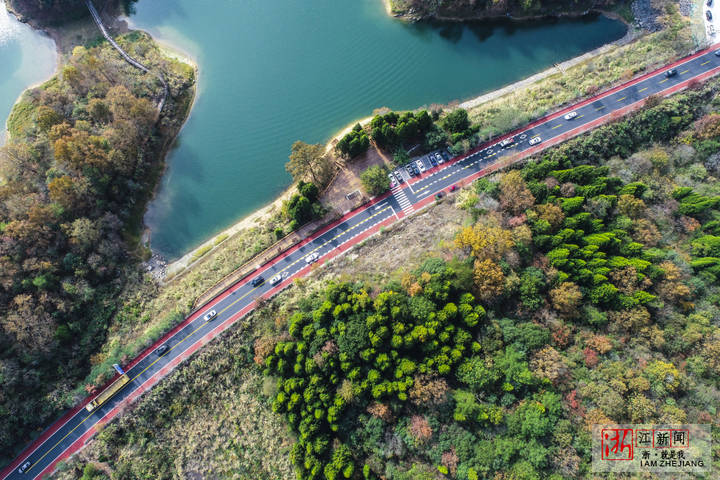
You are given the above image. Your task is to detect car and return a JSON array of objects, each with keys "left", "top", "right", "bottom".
[
  {"left": 394, "top": 171, "right": 404, "bottom": 183},
  {"left": 405, "top": 164, "right": 416, "bottom": 176},
  {"left": 415, "top": 159, "right": 426, "bottom": 173},
  {"left": 251, "top": 276, "right": 263, "bottom": 287},
  {"left": 412, "top": 164, "right": 420, "bottom": 176},
  {"left": 18, "top": 461, "right": 31, "bottom": 474},
  {"left": 715, "top": 49, "right": 720, "bottom": 57},
  {"left": 269, "top": 274, "right": 282, "bottom": 285},
  {"left": 666, "top": 68, "right": 678, "bottom": 77},
  {"left": 435, "top": 152, "right": 445, "bottom": 163},
  {"left": 499, "top": 137, "right": 514, "bottom": 147},
  {"left": 203, "top": 309, "right": 217, "bottom": 321},
  {"left": 564, "top": 111, "right": 578, "bottom": 120},
  {"left": 449, "top": 185, "right": 457, "bottom": 192},
  {"left": 709, "top": 0, "right": 713, "bottom": 6},
  {"left": 305, "top": 252, "right": 319, "bottom": 264},
  {"left": 529, "top": 136, "right": 542, "bottom": 146},
  {"left": 388, "top": 174, "right": 396, "bottom": 188},
  {"left": 707, "top": 9, "right": 713, "bottom": 21},
  {"left": 428, "top": 155, "right": 437, "bottom": 166},
  {"left": 156, "top": 344, "right": 169, "bottom": 355}
]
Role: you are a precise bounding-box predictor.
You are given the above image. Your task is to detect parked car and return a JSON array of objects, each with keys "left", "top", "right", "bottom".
[
  {"left": 251, "top": 276, "right": 263, "bottom": 287},
  {"left": 18, "top": 461, "right": 31, "bottom": 474},
  {"left": 388, "top": 174, "right": 396, "bottom": 188},
  {"left": 665, "top": 68, "right": 678, "bottom": 77},
  {"left": 415, "top": 159, "right": 426, "bottom": 173},
  {"left": 412, "top": 164, "right": 420, "bottom": 176},
  {"left": 269, "top": 274, "right": 282, "bottom": 285},
  {"left": 441, "top": 151, "right": 450, "bottom": 161},
  {"left": 394, "top": 171, "right": 404, "bottom": 183},
  {"left": 405, "top": 164, "right": 416, "bottom": 176},
  {"left": 156, "top": 344, "right": 169, "bottom": 355},
  {"left": 529, "top": 136, "right": 542, "bottom": 146},
  {"left": 564, "top": 111, "right": 578, "bottom": 120},
  {"left": 435, "top": 152, "right": 444, "bottom": 163},
  {"left": 428, "top": 155, "right": 437, "bottom": 166},
  {"left": 708, "top": 0, "right": 713, "bottom": 7},
  {"left": 707, "top": 9, "right": 713, "bottom": 20},
  {"left": 305, "top": 252, "right": 320, "bottom": 264},
  {"left": 449, "top": 185, "right": 458, "bottom": 192},
  {"left": 203, "top": 309, "right": 217, "bottom": 321}
]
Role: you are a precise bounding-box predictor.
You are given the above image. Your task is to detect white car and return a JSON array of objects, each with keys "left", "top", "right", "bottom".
[
  {"left": 18, "top": 461, "right": 31, "bottom": 474},
  {"left": 305, "top": 252, "right": 320, "bottom": 264},
  {"left": 529, "top": 136, "right": 542, "bottom": 146},
  {"left": 564, "top": 111, "right": 578, "bottom": 120},
  {"left": 415, "top": 159, "right": 426, "bottom": 173},
  {"left": 499, "top": 137, "right": 514, "bottom": 147},
  {"left": 435, "top": 152, "right": 444, "bottom": 164},
  {"left": 203, "top": 309, "right": 217, "bottom": 321},
  {"left": 388, "top": 174, "right": 396, "bottom": 188},
  {"left": 269, "top": 274, "right": 282, "bottom": 285}
]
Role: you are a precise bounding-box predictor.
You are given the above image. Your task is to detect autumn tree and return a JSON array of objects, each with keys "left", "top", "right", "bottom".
[
  {"left": 455, "top": 224, "right": 514, "bottom": 262},
  {"left": 549, "top": 282, "right": 583, "bottom": 317},
  {"left": 499, "top": 170, "right": 535, "bottom": 216},
  {"left": 286, "top": 140, "right": 335, "bottom": 187},
  {"left": 473, "top": 258, "right": 505, "bottom": 302}
]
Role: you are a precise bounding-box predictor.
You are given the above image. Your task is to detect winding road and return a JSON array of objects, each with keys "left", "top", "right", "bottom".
[{"left": 3, "top": 41, "right": 720, "bottom": 480}]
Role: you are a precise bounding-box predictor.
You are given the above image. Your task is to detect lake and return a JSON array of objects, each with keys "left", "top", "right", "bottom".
[
  {"left": 132, "top": 0, "right": 626, "bottom": 259},
  {"left": 0, "top": 0, "right": 56, "bottom": 144}
]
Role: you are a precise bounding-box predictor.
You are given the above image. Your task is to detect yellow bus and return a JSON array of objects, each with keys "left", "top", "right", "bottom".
[{"left": 85, "top": 374, "right": 130, "bottom": 412}]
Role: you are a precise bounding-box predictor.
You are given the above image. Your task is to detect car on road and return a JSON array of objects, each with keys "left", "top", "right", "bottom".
[
  {"left": 251, "top": 276, "right": 263, "bottom": 287},
  {"left": 529, "top": 136, "right": 542, "bottom": 146},
  {"left": 269, "top": 274, "right": 282, "bottom": 286},
  {"left": 666, "top": 68, "right": 678, "bottom": 77},
  {"left": 499, "top": 137, "right": 514, "bottom": 148},
  {"left": 415, "top": 159, "right": 426, "bottom": 173},
  {"left": 707, "top": 9, "right": 713, "bottom": 20},
  {"left": 405, "top": 164, "right": 416, "bottom": 176},
  {"left": 708, "top": 0, "right": 713, "bottom": 6},
  {"left": 203, "top": 309, "right": 217, "bottom": 321},
  {"left": 564, "top": 111, "right": 578, "bottom": 120},
  {"left": 449, "top": 185, "right": 457, "bottom": 192},
  {"left": 715, "top": 49, "right": 720, "bottom": 57},
  {"left": 18, "top": 461, "right": 31, "bottom": 474},
  {"left": 428, "top": 155, "right": 437, "bottom": 166},
  {"left": 388, "top": 174, "right": 396, "bottom": 188},
  {"left": 156, "top": 344, "right": 169, "bottom": 356},
  {"left": 305, "top": 252, "right": 320, "bottom": 264}
]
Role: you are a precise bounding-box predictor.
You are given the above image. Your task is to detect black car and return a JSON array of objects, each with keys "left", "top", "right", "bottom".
[
  {"left": 441, "top": 151, "right": 449, "bottom": 160},
  {"left": 707, "top": 10, "right": 713, "bottom": 20},
  {"left": 665, "top": 69, "right": 678, "bottom": 77},
  {"left": 156, "top": 344, "right": 169, "bottom": 356},
  {"left": 251, "top": 276, "right": 264, "bottom": 287},
  {"left": 428, "top": 155, "right": 437, "bottom": 166}
]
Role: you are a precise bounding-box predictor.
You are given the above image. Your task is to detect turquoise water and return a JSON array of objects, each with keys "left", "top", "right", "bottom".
[
  {"left": 0, "top": 0, "right": 56, "bottom": 144},
  {"left": 130, "top": 0, "right": 626, "bottom": 259}
]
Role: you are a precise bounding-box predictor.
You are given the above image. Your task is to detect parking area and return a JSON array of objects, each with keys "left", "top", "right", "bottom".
[{"left": 705, "top": 0, "right": 719, "bottom": 39}]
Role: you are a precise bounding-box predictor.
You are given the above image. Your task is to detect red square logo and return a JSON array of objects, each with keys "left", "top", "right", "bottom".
[{"left": 602, "top": 428, "right": 634, "bottom": 460}]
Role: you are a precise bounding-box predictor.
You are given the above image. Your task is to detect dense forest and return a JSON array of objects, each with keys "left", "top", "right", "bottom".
[
  {"left": 51, "top": 77, "right": 720, "bottom": 480},
  {"left": 387, "top": 0, "right": 623, "bottom": 20},
  {"left": 0, "top": 32, "right": 194, "bottom": 463},
  {"left": 7, "top": 0, "right": 137, "bottom": 26}
]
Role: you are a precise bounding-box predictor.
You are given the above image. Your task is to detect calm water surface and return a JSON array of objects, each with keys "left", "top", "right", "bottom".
[
  {"left": 130, "top": 0, "right": 626, "bottom": 259},
  {"left": 0, "top": 0, "right": 56, "bottom": 144}
]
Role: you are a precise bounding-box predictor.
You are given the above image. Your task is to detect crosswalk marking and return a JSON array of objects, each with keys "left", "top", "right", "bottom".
[{"left": 392, "top": 185, "right": 414, "bottom": 214}]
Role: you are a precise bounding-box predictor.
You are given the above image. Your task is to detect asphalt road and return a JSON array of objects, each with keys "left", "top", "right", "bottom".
[{"left": 3, "top": 42, "right": 720, "bottom": 480}]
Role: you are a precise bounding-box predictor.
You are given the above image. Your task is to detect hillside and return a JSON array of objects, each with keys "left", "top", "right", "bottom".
[
  {"left": 52, "top": 79, "right": 720, "bottom": 479},
  {"left": 0, "top": 31, "right": 195, "bottom": 464},
  {"left": 6, "top": 0, "right": 133, "bottom": 27},
  {"left": 386, "top": 0, "right": 625, "bottom": 21}
]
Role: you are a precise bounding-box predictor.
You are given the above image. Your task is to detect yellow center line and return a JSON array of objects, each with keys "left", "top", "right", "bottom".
[
  {"left": 659, "top": 78, "right": 668, "bottom": 84},
  {"left": 577, "top": 114, "right": 585, "bottom": 119},
  {"left": 551, "top": 124, "right": 562, "bottom": 130},
  {"left": 638, "top": 87, "right": 648, "bottom": 93},
  {"left": 595, "top": 105, "right": 606, "bottom": 110},
  {"left": 26, "top": 205, "right": 397, "bottom": 473},
  {"left": 701, "top": 60, "right": 710, "bottom": 66},
  {"left": 680, "top": 69, "right": 689, "bottom": 75},
  {"left": 617, "top": 96, "right": 626, "bottom": 102}
]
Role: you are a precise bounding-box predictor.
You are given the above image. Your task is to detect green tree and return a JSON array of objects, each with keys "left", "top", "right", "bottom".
[
  {"left": 286, "top": 140, "right": 334, "bottom": 187},
  {"left": 360, "top": 165, "right": 390, "bottom": 196}
]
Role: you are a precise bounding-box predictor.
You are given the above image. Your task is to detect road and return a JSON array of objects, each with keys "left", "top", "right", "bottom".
[{"left": 3, "top": 41, "right": 720, "bottom": 480}]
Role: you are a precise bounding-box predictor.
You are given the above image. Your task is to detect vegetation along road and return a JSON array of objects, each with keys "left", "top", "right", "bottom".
[{"left": 3, "top": 40, "right": 720, "bottom": 480}]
